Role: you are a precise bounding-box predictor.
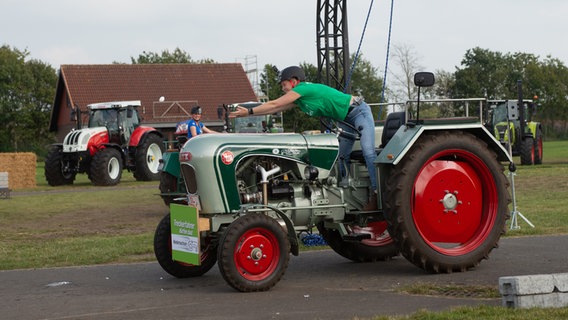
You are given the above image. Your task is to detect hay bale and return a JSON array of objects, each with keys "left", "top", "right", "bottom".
[{"left": 0, "top": 153, "right": 37, "bottom": 189}]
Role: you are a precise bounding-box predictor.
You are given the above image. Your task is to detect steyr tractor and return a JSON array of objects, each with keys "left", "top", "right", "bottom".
[
  {"left": 154, "top": 73, "right": 512, "bottom": 292},
  {"left": 158, "top": 102, "right": 283, "bottom": 206},
  {"left": 486, "top": 98, "right": 543, "bottom": 165},
  {"left": 45, "top": 101, "right": 165, "bottom": 186}
]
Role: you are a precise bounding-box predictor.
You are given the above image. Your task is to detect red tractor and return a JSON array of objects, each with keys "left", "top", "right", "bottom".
[{"left": 45, "top": 100, "right": 165, "bottom": 186}]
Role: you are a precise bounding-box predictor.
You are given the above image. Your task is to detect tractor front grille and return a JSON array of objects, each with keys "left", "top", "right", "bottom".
[
  {"left": 180, "top": 163, "right": 197, "bottom": 194},
  {"left": 64, "top": 131, "right": 82, "bottom": 145},
  {"left": 496, "top": 124, "right": 507, "bottom": 140}
]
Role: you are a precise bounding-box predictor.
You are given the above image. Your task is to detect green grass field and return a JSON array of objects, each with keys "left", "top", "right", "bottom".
[{"left": 2, "top": 140, "right": 568, "bottom": 269}]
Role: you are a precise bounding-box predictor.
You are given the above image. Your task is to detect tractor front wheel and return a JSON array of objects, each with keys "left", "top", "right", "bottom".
[
  {"left": 519, "top": 136, "right": 535, "bottom": 165},
  {"left": 134, "top": 134, "right": 164, "bottom": 181},
  {"left": 44, "top": 146, "right": 76, "bottom": 186},
  {"left": 159, "top": 172, "right": 182, "bottom": 206},
  {"left": 90, "top": 148, "right": 122, "bottom": 186},
  {"left": 154, "top": 213, "right": 217, "bottom": 278},
  {"left": 385, "top": 131, "right": 510, "bottom": 273},
  {"left": 218, "top": 213, "right": 290, "bottom": 292}
]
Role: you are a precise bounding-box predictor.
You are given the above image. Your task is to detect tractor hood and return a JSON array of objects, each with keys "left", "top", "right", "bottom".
[
  {"left": 180, "top": 132, "right": 340, "bottom": 172},
  {"left": 62, "top": 127, "right": 107, "bottom": 153},
  {"left": 178, "top": 132, "right": 340, "bottom": 213}
]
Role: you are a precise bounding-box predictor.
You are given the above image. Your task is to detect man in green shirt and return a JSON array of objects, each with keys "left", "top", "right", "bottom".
[{"left": 230, "top": 66, "right": 378, "bottom": 211}]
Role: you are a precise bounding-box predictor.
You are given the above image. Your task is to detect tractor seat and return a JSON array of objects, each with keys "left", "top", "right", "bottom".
[
  {"left": 380, "top": 112, "right": 406, "bottom": 148},
  {"left": 350, "top": 112, "right": 407, "bottom": 162}
]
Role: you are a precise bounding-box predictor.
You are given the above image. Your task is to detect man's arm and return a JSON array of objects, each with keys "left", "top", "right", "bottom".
[{"left": 230, "top": 91, "right": 300, "bottom": 118}]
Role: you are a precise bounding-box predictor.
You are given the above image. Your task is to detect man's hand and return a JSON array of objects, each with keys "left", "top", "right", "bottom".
[{"left": 229, "top": 106, "right": 249, "bottom": 118}]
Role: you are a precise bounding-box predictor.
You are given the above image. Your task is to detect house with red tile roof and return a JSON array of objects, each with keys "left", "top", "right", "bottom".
[{"left": 49, "top": 63, "right": 258, "bottom": 141}]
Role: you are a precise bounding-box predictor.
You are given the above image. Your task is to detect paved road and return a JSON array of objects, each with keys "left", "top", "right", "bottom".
[{"left": 2, "top": 235, "right": 567, "bottom": 320}]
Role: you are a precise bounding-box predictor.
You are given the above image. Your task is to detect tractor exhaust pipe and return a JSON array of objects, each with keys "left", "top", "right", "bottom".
[
  {"left": 256, "top": 165, "right": 281, "bottom": 206},
  {"left": 517, "top": 80, "right": 526, "bottom": 140}
]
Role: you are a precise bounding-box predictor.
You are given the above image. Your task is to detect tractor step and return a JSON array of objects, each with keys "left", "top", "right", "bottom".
[{"left": 343, "top": 233, "right": 372, "bottom": 241}]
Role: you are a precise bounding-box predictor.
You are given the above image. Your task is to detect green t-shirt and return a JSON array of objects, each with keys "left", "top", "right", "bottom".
[{"left": 292, "top": 82, "right": 352, "bottom": 120}]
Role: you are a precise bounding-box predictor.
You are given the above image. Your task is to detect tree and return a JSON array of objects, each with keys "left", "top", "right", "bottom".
[
  {"left": 259, "top": 64, "right": 280, "bottom": 101},
  {"left": 0, "top": 45, "right": 57, "bottom": 154},
  {"left": 433, "top": 70, "right": 456, "bottom": 99},
  {"left": 453, "top": 47, "right": 568, "bottom": 138},
  {"left": 389, "top": 43, "right": 424, "bottom": 102},
  {"left": 453, "top": 47, "right": 508, "bottom": 99},
  {"left": 525, "top": 56, "right": 568, "bottom": 137},
  {"left": 346, "top": 53, "right": 384, "bottom": 118},
  {"left": 130, "top": 47, "right": 215, "bottom": 64},
  {"left": 346, "top": 53, "right": 382, "bottom": 101}
]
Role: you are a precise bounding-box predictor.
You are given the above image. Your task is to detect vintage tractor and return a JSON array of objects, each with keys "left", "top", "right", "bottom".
[
  {"left": 486, "top": 98, "right": 543, "bottom": 165},
  {"left": 158, "top": 102, "right": 283, "bottom": 206},
  {"left": 154, "top": 73, "right": 512, "bottom": 292},
  {"left": 45, "top": 100, "right": 165, "bottom": 186}
]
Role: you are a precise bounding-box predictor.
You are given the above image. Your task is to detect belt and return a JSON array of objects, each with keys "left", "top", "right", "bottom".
[{"left": 347, "top": 96, "right": 364, "bottom": 115}]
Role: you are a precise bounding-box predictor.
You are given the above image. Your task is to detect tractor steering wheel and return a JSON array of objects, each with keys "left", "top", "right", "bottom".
[{"left": 320, "top": 117, "right": 361, "bottom": 140}]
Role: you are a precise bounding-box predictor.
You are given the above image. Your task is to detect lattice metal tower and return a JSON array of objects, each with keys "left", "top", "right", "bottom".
[
  {"left": 243, "top": 55, "right": 267, "bottom": 101},
  {"left": 316, "top": 0, "right": 351, "bottom": 93}
]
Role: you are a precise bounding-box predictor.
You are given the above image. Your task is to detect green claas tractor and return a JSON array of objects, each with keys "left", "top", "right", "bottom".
[
  {"left": 154, "top": 72, "right": 513, "bottom": 292},
  {"left": 486, "top": 98, "right": 543, "bottom": 165},
  {"left": 158, "top": 102, "right": 283, "bottom": 206}
]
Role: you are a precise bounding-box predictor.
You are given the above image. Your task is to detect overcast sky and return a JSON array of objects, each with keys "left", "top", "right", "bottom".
[{"left": 3, "top": 0, "right": 567, "bottom": 77}]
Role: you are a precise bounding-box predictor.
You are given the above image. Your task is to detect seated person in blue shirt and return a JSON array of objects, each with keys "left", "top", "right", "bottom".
[{"left": 188, "top": 106, "right": 217, "bottom": 138}]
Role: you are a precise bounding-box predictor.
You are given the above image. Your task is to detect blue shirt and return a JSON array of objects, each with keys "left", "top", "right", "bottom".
[{"left": 187, "top": 119, "right": 204, "bottom": 138}]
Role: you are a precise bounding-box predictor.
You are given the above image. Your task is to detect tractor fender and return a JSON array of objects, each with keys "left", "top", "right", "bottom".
[
  {"left": 214, "top": 205, "right": 300, "bottom": 257},
  {"left": 265, "top": 206, "right": 300, "bottom": 256},
  {"left": 159, "top": 151, "right": 181, "bottom": 178},
  {"left": 97, "top": 143, "right": 127, "bottom": 164},
  {"left": 130, "top": 127, "right": 164, "bottom": 147},
  {"left": 525, "top": 121, "right": 540, "bottom": 138},
  {"left": 375, "top": 122, "right": 512, "bottom": 166},
  {"left": 98, "top": 143, "right": 124, "bottom": 154}
]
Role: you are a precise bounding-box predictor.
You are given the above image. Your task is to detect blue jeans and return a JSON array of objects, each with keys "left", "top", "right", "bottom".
[{"left": 338, "top": 101, "right": 377, "bottom": 191}]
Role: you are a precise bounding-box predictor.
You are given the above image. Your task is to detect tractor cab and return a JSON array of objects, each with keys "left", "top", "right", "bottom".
[
  {"left": 87, "top": 101, "right": 141, "bottom": 145},
  {"left": 487, "top": 99, "right": 534, "bottom": 129}
]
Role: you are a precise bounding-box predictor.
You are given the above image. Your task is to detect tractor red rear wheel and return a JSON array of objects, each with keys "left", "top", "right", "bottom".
[
  {"left": 385, "top": 131, "right": 510, "bottom": 273},
  {"left": 218, "top": 213, "right": 290, "bottom": 292},
  {"left": 317, "top": 221, "right": 398, "bottom": 262},
  {"left": 534, "top": 127, "right": 543, "bottom": 165}
]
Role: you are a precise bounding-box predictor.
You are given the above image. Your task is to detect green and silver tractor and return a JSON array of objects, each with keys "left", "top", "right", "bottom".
[{"left": 154, "top": 73, "right": 512, "bottom": 292}]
